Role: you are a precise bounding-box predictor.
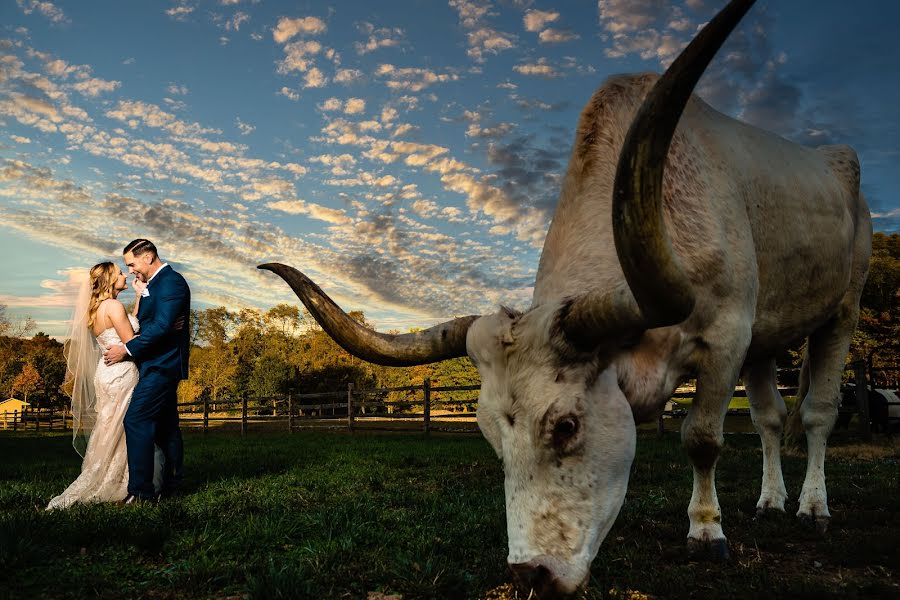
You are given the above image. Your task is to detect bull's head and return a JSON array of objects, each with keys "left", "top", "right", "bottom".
[{"left": 259, "top": 1, "right": 753, "bottom": 596}]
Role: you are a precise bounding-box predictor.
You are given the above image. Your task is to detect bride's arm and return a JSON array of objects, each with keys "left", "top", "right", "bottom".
[{"left": 106, "top": 300, "right": 137, "bottom": 344}]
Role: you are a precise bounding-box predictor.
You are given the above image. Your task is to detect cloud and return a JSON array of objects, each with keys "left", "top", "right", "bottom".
[
  {"left": 303, "top": 67, "right": 327, "bottom": 88},
  {"left": 11, "top": 134, "right": 32, "bottom": 144},
  {"left": 448, "top": 0, "right": 516, "bottom": 63},
  {"left": 374, "top": 64, "right": 459, "bottom": 92},
  {"left": 334, "top": 68, "right": 363, "bottom": 84},
  {"left": 355, "top": 22, "right": 405, "bottom": 55},
  {"left": 523, "top": 9, "right": 558, "bottom": 32},
  {"left": 235, "top": 117, "right": 254, "bottom": 135},
  {"left": 464, "top": 28, "right": 516, "bottom": 62},
  {"left": 466, "top": 121, "right": 515, "bottom": 138},
  {"left": 70, "top": 77, "right": 121, "bottom": 97},
  {"left": 272, "top": 16, "right": 327, "bottom": 44},
  {"left": 16, "top": 0, "right": 69, "bottom": 24},
  {"left": 278, "top": 86, "right": 300, "bottom": 101},
  {"left": 344, "top": 98, "right": 365, "bottom": 115},
  {"left": 0, "top": 267, "right": 86, "bottom": 309},
  {"left": 106, "top": 100, "right": 220, "bottom": 138},
  {"left": 320, "top": 97, "right": 342, "bottom": 112},
  {"left": 165, "top": 3, "right": 195, "bottom": 21},
  {"left": 225, "top": 11, "right": 249, "bottom": 31},
  {"left": 276, "top": 39, "right": 322, "bottom": 74},
  {"left": 538, "top": 28, "right": 579, "bottom": 44},
  {"left": 167, "top": 83, "right": 189, "bottom": 95},
  {"left": 513, "top": 58, "right": 559, "bottom": 78},
  {"left": 266, "top": 199, "right": 352, "bottom": 224}
]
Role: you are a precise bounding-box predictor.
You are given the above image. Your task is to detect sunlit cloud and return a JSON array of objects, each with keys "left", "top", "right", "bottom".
[
  {"left": 449, "top": 0, "right": 516, "bottom": 63},
  {"left": 278, "top": 86, "right": 300, "bottom": 101},
  {"left": 165, "top": 3, "right": 195, "bottom": 21},
  {"left": 539, "top": 28, "right": 579, "bottom": 44},
  {"left": 354, "top": 22, "right": 405, "bottom": 55},
  {"left": 16, "top": 0, "right": 69, "bottom": 25},
  {"left": 523, "top": 9, "right": 558, "bottom": 32},
  {"left": 272, "top": 16, "right": 327, "bottom": 44}
]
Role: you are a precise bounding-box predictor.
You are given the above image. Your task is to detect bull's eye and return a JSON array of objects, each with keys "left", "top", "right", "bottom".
[{"left": 552, "top": 415, "right": 579, "bottom": 448}]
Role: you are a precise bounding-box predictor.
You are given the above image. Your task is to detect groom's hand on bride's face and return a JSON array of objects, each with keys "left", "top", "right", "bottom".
[
  {"left": 104, "top": 345, "right": 128, "bottom": 365},
  {"left": 132, "top": 278, "right": 147, "bottom": 294}
]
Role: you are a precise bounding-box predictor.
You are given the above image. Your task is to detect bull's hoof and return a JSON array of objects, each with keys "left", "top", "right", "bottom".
[
  {"left": 686, "top": 537, "right": 731, "bottom": 562},
  {"left": 798, "top": 513, "right": 829, "bottom": 534},
  {"left": 755, "top": 505, "right": 787, "bottom": 519}
]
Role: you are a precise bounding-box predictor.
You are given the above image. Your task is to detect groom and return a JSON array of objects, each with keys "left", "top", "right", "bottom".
[{"left": 105, "top": 239, "right": 191, "bottom": 502}]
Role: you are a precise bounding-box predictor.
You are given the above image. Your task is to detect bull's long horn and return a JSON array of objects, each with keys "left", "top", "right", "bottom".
[
  {"left": 258, "top": 263, "right": 479, "bottom": 366},
  {"left": 563, "top": 0, "right": 755, "bottom": 349}
]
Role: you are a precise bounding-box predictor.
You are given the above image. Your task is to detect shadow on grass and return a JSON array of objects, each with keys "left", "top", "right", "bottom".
[{"left": 0, "top": 429, "right": 897, "bottom": 599}]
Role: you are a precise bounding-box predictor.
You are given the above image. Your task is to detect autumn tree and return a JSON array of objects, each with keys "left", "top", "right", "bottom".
[{"left": 11, "top": 362, "right": 40, "bottom": 404}]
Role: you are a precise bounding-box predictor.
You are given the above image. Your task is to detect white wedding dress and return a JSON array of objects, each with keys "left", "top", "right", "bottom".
[{"left": 47, "top": 314, "right": 162, "bottom": 509}]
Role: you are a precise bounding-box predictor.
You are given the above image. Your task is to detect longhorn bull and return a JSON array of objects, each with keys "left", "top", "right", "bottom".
[{"left": 260, "top": 0, "right": 872, "bottom": 596}]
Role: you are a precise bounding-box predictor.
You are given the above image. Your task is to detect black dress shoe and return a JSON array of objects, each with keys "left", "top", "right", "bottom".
[
  {"left": 156, "top": 488, "right": 185, "bottom": 503},
  {"left": 118, "top": 494, "right": 153, "bottom": 505}
]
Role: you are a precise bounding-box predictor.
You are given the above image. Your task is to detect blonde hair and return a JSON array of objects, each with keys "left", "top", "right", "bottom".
[{"left": 87, "top": 262, "right": 118, "bottom": 328}]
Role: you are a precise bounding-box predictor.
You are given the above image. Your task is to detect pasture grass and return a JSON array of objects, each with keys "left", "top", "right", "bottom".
[{"left": 0, "top": 429, "right": 897, "bottom": 599}]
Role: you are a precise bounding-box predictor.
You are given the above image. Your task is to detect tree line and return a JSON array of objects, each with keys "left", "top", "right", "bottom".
[{"left": 2, "top": 232, "right": 898, "bottom": 408}]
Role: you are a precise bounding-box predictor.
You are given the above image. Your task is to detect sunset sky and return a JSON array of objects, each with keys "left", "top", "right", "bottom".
[{"left": 2, "top": 0, "right": 898, "bottom": 339}]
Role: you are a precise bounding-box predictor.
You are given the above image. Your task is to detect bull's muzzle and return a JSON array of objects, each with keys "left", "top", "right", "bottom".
[{"left": 509, "top": 557, "right": 584, "bottom": 599}]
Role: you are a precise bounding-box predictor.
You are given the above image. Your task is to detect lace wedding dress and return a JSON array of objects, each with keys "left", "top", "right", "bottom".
[{"left": 47, "top": 315, "right": 162, "bottom": 509}]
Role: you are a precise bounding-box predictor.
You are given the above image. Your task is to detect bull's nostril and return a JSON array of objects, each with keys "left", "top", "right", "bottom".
[{"left": 509, "top": 562, "right": 559, "bottom": 598}]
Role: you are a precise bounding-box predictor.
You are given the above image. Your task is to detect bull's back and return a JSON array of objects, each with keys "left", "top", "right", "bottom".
[
  {"left": 536, "top": 72, "right": 869, "bottom": 351},
  {"left": 700, "top": 108, "right": 867, "bottom": 349}
]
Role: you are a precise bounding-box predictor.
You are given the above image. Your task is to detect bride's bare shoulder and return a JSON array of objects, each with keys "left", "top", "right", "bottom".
[{"left": 99, "top": 298, "right": 126, "bottom": 315}]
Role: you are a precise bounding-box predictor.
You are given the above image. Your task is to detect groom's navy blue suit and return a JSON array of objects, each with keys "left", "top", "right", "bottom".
[{"left": 124, "top": 264, "right": 191, "bottom": 499}]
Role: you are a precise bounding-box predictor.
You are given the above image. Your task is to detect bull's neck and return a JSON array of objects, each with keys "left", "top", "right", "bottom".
[{"left": 614, "top": 327, "right": 691, "bottom": 423}]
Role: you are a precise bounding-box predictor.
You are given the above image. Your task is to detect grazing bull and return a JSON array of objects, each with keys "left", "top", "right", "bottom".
[{"left": 260, "top": 0, "right": 872, "bottom": 595}]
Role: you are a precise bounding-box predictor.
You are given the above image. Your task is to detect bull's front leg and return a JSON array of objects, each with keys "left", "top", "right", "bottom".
[{"left": 680, "top": 346, "right": 746, "bottom": 561}]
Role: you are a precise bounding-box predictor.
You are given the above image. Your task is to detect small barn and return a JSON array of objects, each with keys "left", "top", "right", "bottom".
[{"left": 1, "top": 398, "right": 30, "bottom": 427}]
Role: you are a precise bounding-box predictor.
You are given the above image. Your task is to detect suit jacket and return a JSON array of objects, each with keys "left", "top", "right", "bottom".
[{"left": 125, "top": 265, "right": 191, "bottom": 380}]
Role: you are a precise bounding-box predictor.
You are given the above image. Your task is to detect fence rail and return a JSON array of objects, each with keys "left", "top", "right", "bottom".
[{"left": 3, "top": 361, "right": 896, "bottom": 436}]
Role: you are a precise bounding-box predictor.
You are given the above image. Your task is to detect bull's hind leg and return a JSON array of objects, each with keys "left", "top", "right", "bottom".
[
  {"left": 745, "top": 358, "right": 788, "bottom": 515},
  {"left": 682, "top": 330, "right": 750, "bottom": 560},
  {"left": 797, "top": 304, "right": 860, "bottom": 532}
]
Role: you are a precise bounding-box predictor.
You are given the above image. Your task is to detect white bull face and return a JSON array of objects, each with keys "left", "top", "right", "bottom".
[{"left": 468, "top": 308, "right": 637, "bottom": 596}]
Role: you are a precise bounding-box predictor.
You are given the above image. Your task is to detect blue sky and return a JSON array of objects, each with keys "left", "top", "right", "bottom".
[{"left": 1, "top": 0, "right": 898, "bottom": 339}]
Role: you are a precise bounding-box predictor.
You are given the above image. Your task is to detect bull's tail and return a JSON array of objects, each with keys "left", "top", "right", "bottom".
[{"left": 783, "top": 344, "right": 811, "bottom": 447}]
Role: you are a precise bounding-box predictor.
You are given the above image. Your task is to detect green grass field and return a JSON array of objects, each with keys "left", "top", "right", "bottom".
[{"left": 1, "top": 429, "right": 897, "bottom": 599}]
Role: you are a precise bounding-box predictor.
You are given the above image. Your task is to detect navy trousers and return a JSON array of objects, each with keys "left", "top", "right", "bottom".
[{"left": 124, "top": 370, "right": 184, "bottom": 499}]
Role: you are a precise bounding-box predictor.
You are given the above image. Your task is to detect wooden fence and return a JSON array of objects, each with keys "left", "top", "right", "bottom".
[
  {"left": 2, "top": 406, "right": 71, "bottom": 432},
  {"left": 3, "top": 361, "right": 897, "bottom": 436}
]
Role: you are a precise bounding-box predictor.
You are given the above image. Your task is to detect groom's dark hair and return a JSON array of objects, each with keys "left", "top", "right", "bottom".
[{"left": 124, "top": 238, "right": 158, "bottom": 260}]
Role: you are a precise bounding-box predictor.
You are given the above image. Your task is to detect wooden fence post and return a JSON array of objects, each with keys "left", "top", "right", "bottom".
[
  {"left": 241, "top": 397, "right": 248, "bottom": 436},
  {"left": 347, "top": 383, "right": 355, "bottom": 432},
  {"left": 657, "top": 412, "right": 665, "bottom": 436},
  {"left": 203, "top": 397, "right": 209, "bottom": 434},
  {"left": 854, "top": 360, "right": 871, "bottom": 441},
  {"left": 288, "top": 391, "right": 294, "bottom": 433},
  {"left": 48, "top": 408, "right": 54, "bottom": 431},
  {"left": 13, "top": 410, "right": 18, "bottom": 432},
  {"left": 35, "top": 407, "right": 40, "bottom": 432},
  {"left": 423, "top": 378, "right": 431, "bottom": 436},
  {"left": 3, "top": 411, "right": 7, "bottom": 430}
]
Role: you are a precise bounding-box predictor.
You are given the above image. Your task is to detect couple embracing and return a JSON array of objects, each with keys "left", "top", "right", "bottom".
[{"left": 47, "top": 239, "right": 191, "bottom": 509}]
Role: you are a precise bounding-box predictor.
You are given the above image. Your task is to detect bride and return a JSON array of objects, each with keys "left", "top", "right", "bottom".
[{"left": 47, "top": 262, "right": 161, "bottom": 509}]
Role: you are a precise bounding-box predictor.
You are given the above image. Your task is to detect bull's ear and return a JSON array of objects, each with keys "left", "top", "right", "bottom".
[
  {"left": 500, "top": 305, "right": 522, "bottom": 320},
  {"left": 499, "top": 305, "right": 521, "bottom": 346}
]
